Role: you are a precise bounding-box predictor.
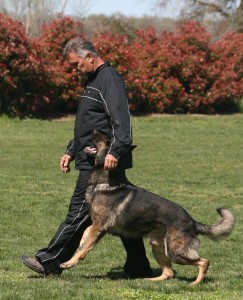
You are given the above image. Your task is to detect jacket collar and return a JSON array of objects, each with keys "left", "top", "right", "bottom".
[{"left": 88, "top": 62, "right": 110, "bottom": 81}]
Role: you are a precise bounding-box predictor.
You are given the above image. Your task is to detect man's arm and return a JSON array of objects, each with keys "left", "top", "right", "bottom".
[
  {"left": 65, "top": 139, "right": 75, "bottom": 158},
  {"left": 102, "top": 76, "right": 132, "bottom": 160},
  {"left": 60, "top": 140, "right": 75, "bottom": 173}
]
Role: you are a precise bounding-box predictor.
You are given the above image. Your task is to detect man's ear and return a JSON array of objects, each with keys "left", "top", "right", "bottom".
[{"left": 86, "top": 52, "right": 94, "bottom": 62}]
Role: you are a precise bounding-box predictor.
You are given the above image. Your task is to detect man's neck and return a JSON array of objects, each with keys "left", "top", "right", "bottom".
[{"left": 93, "top": 57, "right": 105, "bottom": 72}]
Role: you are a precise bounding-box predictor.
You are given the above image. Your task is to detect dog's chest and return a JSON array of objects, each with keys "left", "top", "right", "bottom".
[
  {"left": 86, "top": 183, "right": 134, "bottom": 233},
  {"left": 85, "top": 185, "right": 96, "bottom": 205}
]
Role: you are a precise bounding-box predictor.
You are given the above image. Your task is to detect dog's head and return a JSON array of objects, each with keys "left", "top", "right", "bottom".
[{"left": 91, "top": 130, "right": 110, "bottom": 167}]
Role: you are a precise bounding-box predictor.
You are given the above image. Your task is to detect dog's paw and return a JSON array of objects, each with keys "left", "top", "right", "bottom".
[
  {"left": 60, "top": 260, "right": 77, "bottom": 269},
  {"left": 147, "top": 270, "right": 175, "bottom": 281}
]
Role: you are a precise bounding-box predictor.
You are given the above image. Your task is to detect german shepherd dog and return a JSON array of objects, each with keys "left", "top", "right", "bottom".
[{"left": 60, "top": 130, "right": 235, "bottom": 285}]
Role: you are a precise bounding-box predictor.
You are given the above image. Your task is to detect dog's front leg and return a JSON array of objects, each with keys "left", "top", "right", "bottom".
[
  {"left": 79, "top": 225, "right": 92, "bottom": 248},
  {"left": 60, "top": 224, "right": 105, "bottom": 269}
]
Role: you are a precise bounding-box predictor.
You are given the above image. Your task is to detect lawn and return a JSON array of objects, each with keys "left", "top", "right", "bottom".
[{"left": 0, "top": 114, "right": 242, "bottom": 300}]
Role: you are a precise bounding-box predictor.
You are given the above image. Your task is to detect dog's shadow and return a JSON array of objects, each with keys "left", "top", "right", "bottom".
[
  {"left": 78, "top": 267, "right": 130, "bottom": 281},
  {"left": 78, "top": 266, "right": 153, "bottom": 280},
  {"left": 26, "top": 268, "right": 215, "bottom": 284},
  {"left": 79, "top": 267, "right": 215, "bottom": 284}
]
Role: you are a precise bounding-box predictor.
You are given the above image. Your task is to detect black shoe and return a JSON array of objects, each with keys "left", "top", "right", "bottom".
[
  {"left": 21, "top": 255, "right": 44, "bottom": 274},
  {"left": 124, "top": 261, "right": 153, "bottom": 278},
  {"left": 42, "top": 260, "right": 62, "bottom": 277},
  {"left": 21, "top": 255, "right": 62, "bottom": 277}
]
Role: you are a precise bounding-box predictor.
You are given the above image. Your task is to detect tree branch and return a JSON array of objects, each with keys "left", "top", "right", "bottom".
[{"left": 196, "top": 0, "right": 230, "bottom": 17}]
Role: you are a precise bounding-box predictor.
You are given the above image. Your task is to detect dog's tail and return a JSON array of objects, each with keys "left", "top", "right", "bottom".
[{"left": 195, "top": 208, "right": 235, "bottom": 241}]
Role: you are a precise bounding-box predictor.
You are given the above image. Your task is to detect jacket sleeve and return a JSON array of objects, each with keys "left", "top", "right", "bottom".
[
  {"left": 102, "top": 75, "right": 132, "bottom": 159},
  {"left": 65, "top": 139, "right": 75, "bottom": 159}
]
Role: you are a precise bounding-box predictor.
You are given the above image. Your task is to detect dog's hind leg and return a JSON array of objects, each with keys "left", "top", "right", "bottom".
[
  {"left": 148, "top": 230, "right": 174, "bottom": 281},
  {"left": 166, "top": 228, "right": 209, "bottom": 285},
  {"left": 189, "top": 258, "right": 209, "bottom": 285},
  {"left": 60, "top": 224, "right": 105, "bottom": 269}
]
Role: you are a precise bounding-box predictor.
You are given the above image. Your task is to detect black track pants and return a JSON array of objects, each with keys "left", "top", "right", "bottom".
[{"left": 36, "top": 169, "right": 92, "bottom": 266}]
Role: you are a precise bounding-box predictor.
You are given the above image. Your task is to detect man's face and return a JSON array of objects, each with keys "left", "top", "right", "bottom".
[{"left": 68, "top": 52, "right": 93, "bottom": 75}]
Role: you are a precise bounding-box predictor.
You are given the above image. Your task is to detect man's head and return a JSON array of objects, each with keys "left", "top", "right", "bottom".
[{"left": 63, "top": 37, "right": 102, "bottom": 75}]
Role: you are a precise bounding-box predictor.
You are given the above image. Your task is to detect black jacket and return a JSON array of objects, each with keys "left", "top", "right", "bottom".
[{"left": 65, "top": 62, "right": 133, "bottom": 170}]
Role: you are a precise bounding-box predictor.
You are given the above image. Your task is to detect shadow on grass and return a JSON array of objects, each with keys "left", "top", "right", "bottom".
[
  {"left": 77, "top": 267, "right": 216, "bottom": 284},
  {"left": 27, "top": 274, "right": 46, "bottom": 279},
  {"left": 25, "top": 267, "right": 215, "bottom": 285}
]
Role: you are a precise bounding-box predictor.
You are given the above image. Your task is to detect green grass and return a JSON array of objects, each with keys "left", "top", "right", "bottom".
[{"left": 0, "top": 114, "right": 242, "bottom": 300}]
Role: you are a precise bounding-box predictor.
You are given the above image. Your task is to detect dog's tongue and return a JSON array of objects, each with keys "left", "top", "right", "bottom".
[{"left": 84, "top": 147, "right": 97, "bottom": 155}]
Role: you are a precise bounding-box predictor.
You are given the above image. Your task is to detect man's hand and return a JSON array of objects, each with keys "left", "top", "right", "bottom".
[
  {"left": 60, "top": 154, "right": 72, "bottom": 173},
  {"left": 104, "top": 154, "right": 118, "bottom": 170}
]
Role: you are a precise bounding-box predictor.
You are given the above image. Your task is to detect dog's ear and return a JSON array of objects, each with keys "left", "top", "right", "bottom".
[
  {"left": 91, "top": 129, "right": 102, "bottom": 141},
  {"left": 92, "top": 130, "right": 107, "bottom": 149},
  {"left": 92, "top": 130, "right": 105, "bottom": 144}
]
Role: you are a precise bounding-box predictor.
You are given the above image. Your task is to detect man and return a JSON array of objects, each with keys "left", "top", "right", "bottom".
[{"left": 21, "top": 37, "right": 152, "bottom": 278}]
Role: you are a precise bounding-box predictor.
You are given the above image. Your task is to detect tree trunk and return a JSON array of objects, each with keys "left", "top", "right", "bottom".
[{"left": 26, "top": 0, "right": 31, "bottom": 35}]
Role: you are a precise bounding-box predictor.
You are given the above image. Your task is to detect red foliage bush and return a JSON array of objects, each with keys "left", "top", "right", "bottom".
[
  {"left": 208, "top": 32, "right": 243, "bottom": 112},
  {"left": 0, "top": 15, "right": 84, "bottom": 117},
  {"left": 93, "top": 22, "right": 242, "bottom": 114},
  {"left": 0, "top": 16, "right": 242, "bottom": 117},
  {"left": 0, "top": 13, "right": 49, "bottom": 117},
  {"left": 127, "top": 26, "right": 189, "bottom": 112},
  {"left": 93, "top": 32, "right": 134, "bottom": 76},
  {"left": 131, "top": 22, "right": 243, "bottom": 113},
  {"left": 32, "top": 16, "right": 85, "bottom": 113},
  {"left": 125, "top": 21, "right": 241, "bottom": 113}
]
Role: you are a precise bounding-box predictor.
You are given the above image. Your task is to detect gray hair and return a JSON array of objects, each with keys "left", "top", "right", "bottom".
[{"left": 63, "top": 37, "right": 98, "bottom": 59}]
